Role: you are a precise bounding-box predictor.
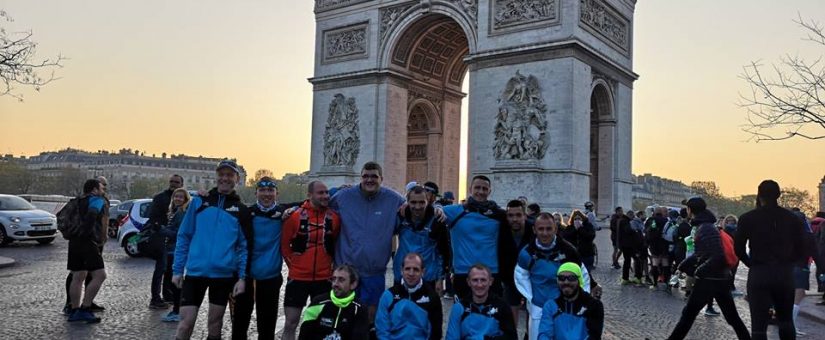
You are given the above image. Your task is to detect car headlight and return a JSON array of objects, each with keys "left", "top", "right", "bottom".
[{"left": 10, "top": 217, "right": 21, "bottom": 223}]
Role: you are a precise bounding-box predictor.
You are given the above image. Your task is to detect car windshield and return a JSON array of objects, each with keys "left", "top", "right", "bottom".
[{"left": 0, "top": 196, "right": 37, "bottom": 210}]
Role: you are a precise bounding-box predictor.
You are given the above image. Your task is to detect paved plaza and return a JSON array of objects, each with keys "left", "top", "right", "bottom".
[{"left": 0, "top": 229, "right": 821, "bottom": 339}]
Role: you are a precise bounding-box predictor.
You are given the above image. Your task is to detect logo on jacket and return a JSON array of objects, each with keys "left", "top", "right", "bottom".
[
  {"left": 483, "top": 210, "right": 493, "bottom": 216},
  {"left": 226, "top": 206, "right": 239, "bottom": 212},
  {"left": 319, "top": 317, "right": 333, "bottom": 327},
  {"left": 415, "top": 296, "right": 430, "bottom": 304},
  {"left": 488, "top": 307, "right": 498, "bottom": 316},
  {"left": 272, "top": 211, "right": 282, "bottom": 218},
  {"left": 577, "top": 306, "right": 588, "bottom": 316}
]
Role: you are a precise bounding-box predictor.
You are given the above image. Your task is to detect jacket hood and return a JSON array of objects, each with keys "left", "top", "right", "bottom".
[{"left": 690, "top": 210, "right": 717, "bottom": 226}]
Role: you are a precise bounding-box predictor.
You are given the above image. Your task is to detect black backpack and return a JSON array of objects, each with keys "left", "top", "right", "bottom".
[{"left": 56, "top": 197, "right": 83, "bottom": 240}]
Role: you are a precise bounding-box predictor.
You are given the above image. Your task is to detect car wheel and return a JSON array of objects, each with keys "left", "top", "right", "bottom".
[
  {"left": 36, "top": 237, "right": 55, "bottom": 245},
  {"left": 0, "top": 225, "right": 11, "bottom": 246},
  {"left": 122, "top": 233, "right": 140, "bottom": 257},
  {"left": 107, "top": 224, "right": 118, "bottom": 239}
]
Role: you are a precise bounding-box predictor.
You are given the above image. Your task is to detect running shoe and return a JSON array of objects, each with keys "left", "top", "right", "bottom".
[
  {"left": 149, "top": 300, "right": 169, "bottom": 309},
  {"left": 68, "top": 308, "right": 101, "bottom": 323},
  {"left": 89, "top": 303, "right": 105, "bottom": 312},
  {"left": 704, "top": 306, "right": 721, "bottom": 316},
  {"left": 162, "top": 311, "right": 181, "bottom": 322}
]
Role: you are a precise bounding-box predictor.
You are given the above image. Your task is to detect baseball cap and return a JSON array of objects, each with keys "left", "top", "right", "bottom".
[
  {"left": 443, "top": 191, "right": 455, "bottom": 200},
  {"left": 405, "top": 181, "right": 418, "bottom": 192},
  {"left": 681, "top": 196, "right": 707, "bottom": 212},
  {"left": 216, "top": 159, "right": 240, "bottom": 175}
]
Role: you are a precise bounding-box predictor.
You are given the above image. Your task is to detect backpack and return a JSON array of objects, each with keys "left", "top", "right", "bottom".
[
  {"left": 662, "top": 221, "right": 677, "bottom": 243},
  {"left": 719, "top": 231, "right": 738, "bottom": 269},
  {"left": 56, "top": 197, "right": 83, "bottom": 240}
]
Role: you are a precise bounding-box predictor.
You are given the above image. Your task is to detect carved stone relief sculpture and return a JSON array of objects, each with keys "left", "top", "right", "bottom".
[
  {"left": 579, "top": 0, "right": 629, "bottom": 52},
  {"left": 493, "top": 71, "right": 549, "bottom": 160},
  {"left": 324, "top": 23, "right": 368, "bottom": 62},
  {"left": 492, "top": 0, "right": 558, "bottom": 31},
  {"left": 323, "top": 94, "right": 360, "bottom": 167}
]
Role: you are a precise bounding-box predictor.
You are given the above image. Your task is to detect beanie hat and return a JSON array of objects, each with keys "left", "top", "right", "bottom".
[
  {"left": 557, "top": 262, "right": 584, "bottom": 288},
  {"left": 757, "top": 180, "right": 781, "bottom": 201}
]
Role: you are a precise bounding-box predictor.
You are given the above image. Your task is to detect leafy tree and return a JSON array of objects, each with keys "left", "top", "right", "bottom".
[
  {"left": 778, "top": 187, "right": 817, "bottom": 217},
  {"left": 247, "top": 169, "right": 274, "bottom": 186},
  {"left": 0, "top": 161, "right": 36, "bottom": 194},
  {"left": 740, "top": 15, "right": 825, "bottom": 141},
  {"left": 0, "top": 11, "right": 65, "bottom": 101},
  {"left": 128, "top": 177, "right": 167, "bottom": 199}
]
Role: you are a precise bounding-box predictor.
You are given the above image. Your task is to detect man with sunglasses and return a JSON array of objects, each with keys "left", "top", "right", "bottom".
[
  {"left": 281, "top": 180, "right": 341, "bottom": 340},
  {"left": 538, "top": 263, "right": 604, "bottom": 339},
  {"left": 147, "top": 174, "right": 185, "bottom": 228},
  {"left": 331, "top": 161, "right": 406, "bottom": 323}
]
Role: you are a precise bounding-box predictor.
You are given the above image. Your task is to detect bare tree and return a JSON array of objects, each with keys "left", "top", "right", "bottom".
[
  {"left": 0, "top": 10, "right": 65, "bottom": 101},
  {"left": 739, "top": 15, "right": 825, "bottom": 141}
]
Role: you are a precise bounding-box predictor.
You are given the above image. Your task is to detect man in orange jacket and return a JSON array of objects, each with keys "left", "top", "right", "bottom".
[{"left": 280, "top": 180, "right": 341, "bottom": 340}]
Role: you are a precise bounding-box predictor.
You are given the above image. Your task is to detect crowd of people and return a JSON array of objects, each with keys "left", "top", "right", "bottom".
[{"left": 57, "top": 159, "right": 824, "bottom": 340}]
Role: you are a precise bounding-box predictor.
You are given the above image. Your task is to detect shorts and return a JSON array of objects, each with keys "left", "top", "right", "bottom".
[
  {"left": 283, "top": 279, "right": 331, "bottom": 308},
  {"left": 180, "top": 276, "right": 235, "bottom": 307},
  {"left": 503, "top": 283, "right": 523, "bottom": 307},
  {"left": 794, "top": 266, "right": 810, "bottom": 290},
  {"left": 356, "top": 275, "right": 386, "bottom": 306},
  {"left": 67, "top": 238, "right": 104, "bottom": 272}
]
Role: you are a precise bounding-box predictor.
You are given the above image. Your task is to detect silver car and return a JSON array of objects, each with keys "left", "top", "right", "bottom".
[{"left": 0, "top": 194, "right": 58, "bottom": 245}]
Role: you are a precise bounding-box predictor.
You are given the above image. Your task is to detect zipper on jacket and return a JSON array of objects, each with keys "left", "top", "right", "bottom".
[{"left": 312, "top": 208, "right": 319, "bottom": 281}]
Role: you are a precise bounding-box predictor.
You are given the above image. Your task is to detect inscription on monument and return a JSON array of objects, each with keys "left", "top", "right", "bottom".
[
  {"left": 493, "top": 71, "right": 549, "bottom": 160},
  {"left": 323, "top": 94, "right": 360, "bottom": 167},
  {"left": 323, "top": 23, "right": 368, "bottom": 63},
  {"left": 407, "top": 144, "right": 428, "bottom": 160},
  {"left": 492, "top": 0, "right": 558, "bottom": 32},
  {"left": 579, "top": 0, "right": 629, "bottom": 52}
]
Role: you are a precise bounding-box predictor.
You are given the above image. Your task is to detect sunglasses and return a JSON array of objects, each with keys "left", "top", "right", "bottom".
[
  {"left": 257, "top": 180, "right": 277, "bottom": 189},
  {"left": 556, "top": 274, "right": 579, "bottom": 283}
]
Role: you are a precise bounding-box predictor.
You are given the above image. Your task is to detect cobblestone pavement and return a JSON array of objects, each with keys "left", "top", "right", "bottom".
[{"left": 0, "top": 230, "right": 821, "bottom": 339}]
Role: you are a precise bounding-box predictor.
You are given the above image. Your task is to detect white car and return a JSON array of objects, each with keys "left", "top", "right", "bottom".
[
  {"left": 0, "top": 194, "right": 58, "bottom": 245},
  {"left": 116, "top": 198, "right": 153, "bottom": 257}
]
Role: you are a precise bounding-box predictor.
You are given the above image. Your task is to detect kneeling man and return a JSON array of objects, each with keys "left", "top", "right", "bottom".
[{"left": 376, "top": 252, "right": 443, "bottom": 339}]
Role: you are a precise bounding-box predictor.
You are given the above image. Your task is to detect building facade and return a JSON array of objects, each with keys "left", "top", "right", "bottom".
[
  {"left": 23, "top": 149, "right": 246, "bottom": 196},
  {"left": 632, "top": 173, "right": 693, "bottom": 209}
]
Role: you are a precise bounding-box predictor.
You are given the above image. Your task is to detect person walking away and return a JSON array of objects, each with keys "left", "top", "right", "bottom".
[
  {"left": 160, "top": 188, "right": 190, "bottom": 322},
  {"left": 667, "top": 197, "right": 750, "bottom": 340},
  {"left": 645, "top": 207, "right": 671, "bottom": 289},
  {"left": 65, "top": 179, "right": 108, "bottom": 323},
  {"left": 610, "top": 207, "right": 625, "bottom": 269},
  {"left": 281, "top": 181, "right": 341, "bottom": 340},
  {"left": 734, "top": 180, "right": 808, "bottom": 340},
  {"left": 619, "top": 210, "right": 642, "bottom": 285}
]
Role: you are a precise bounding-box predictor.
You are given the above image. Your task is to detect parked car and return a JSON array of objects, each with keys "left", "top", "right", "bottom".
[
  {"left": 0, "top": 194, "right": 58, "bottom": 245},
  {"left": 116, "top": 199, "right": 152, "bottom": 257},
  {"left": 108, "top": 199, "right": 136, "bottom": 238}
]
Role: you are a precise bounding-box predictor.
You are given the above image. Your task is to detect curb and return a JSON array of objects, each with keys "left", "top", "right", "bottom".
[
  {"left": 799, "top": 309, "right": 825, "bottom": 325},
  {"left": 0, "top": 256, "right": 15, "bottom": 268}
]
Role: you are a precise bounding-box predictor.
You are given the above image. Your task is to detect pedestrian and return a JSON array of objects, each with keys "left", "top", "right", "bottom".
[
  {"left": 393, "top": 186, "right": 450, "bottom": 291},
  {"left": 422, "top": 181, "right": 441, "bottom": 207},
  {"left": 376, "top": 253, "right": 443, "bottom": 340},
  {"left": 567, "top": 210, "right": 597, "bottom": 272},
  {"left": 281, "top": 180, "right": 341, "bottom": 340},
  {"left": 231, "top": 177, "right": 293, "bottom": 340},
  {"left": 553, "top": 212, "right": 565, "bottom": 229},
  {"left": 63, "top": 176, "right": 109, "bottom": 315},
  {"left": 146, "top": 174, "right": 184, "bottom": 228},
  {"left": 160, "top": 188, "right": 190, "bottom": 322},
  {"left": 609, "top": 207, "right": 625, "bottom": 269},
  {"left": 445, "top": 264, "right": 517, "bottom": 340},
  {"left": 619, "top": 210, "right": 642, "bottom": 285},
  {"left": 439, "top": 191, "right": 456, "bottom": 207},
  {"left": 442, "top": 175, "right": 517, "bottom": 300},
  {"left": 537, "top": 262, "right": 604, "bottom": 340},
  {"left": 171, "top": 159, "right": 251, "bottom": 340},
  {"left": 514, "top": 213, "right": 600, "bottom": 340},
  {"left": 667, "top": 197, "right": 750, "bottom": 340},
  {"left": 330, "top": 161, "right": 407, "bottom": 323},
  {"left": 813, "top": 214, "right": 825, "bottom": 305},
  {"left": 299, "top": 265, "right": 369, "bottom": 340},
  {"left": 646, "top": 207, "right": 671, "bottom": 289},
  {"left": 720, "top": 214, "right": 744, "bottom": 296},
  {"left": 734, "top": 180, "right": 808, "bottom": 340},
  {"left": 66, "top": 178, "right": 108, "bottom": 323},
  {"left": 634, "top": 210, "right": 652, "bottom": 285},
  {"left": 584, "top": 201, "right": 599, "bottom": 230},
  {"left": 671, "top": 208, "right": 692, "bottom": 281}
]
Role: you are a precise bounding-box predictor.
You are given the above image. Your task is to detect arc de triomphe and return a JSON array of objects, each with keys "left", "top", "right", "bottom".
[{"left": 308, "top": 0, "right": 636, "bottom": 216}]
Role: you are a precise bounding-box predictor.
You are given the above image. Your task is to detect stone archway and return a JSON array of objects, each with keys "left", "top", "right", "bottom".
[{"left": 309, "top": 0, "right": 637, "bottom": 212}]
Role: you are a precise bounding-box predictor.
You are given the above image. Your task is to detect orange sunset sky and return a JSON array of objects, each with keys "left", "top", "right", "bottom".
[{"left": 1, "top": 0, "right": 824, "bottom": 199}]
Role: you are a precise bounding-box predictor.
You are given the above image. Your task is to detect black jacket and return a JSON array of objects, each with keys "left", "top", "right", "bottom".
[
  {"left": 689, "top": 210, "right": 728, "bottom": 280},
  {"left": 734, "top": 204, "right": 807, "bottom": 268},
  {"left": 544, "top": 288, "right": 605, "bottom": 340},
  {"left": 617, "top": 215, "right": 641, "bottom": 249},
  {"left": 381, "top": 282, "right": 443, "bottom": 340},
  {"left": 559, "top": 221, "right": 597, "bottom": 258},
  {"left": 299, "top": 293, "right": 369, "bottom": 340},
  {"left": 147, "top": 188, "right": 174, "bottom": 228},
  {"left": 645, "top": 215, "right": 670, "bottom": 256}
]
